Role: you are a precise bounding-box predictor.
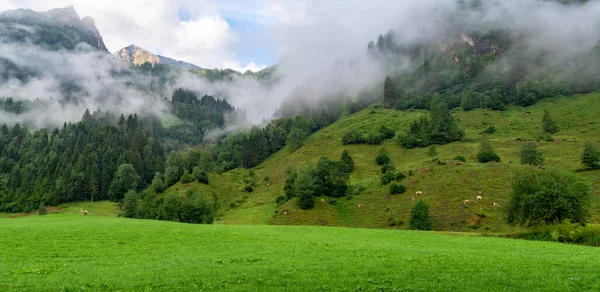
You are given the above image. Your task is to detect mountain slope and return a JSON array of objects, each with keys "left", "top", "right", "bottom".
[
  {"left": 113, "top": 44, "right": 202, "bottom": 70},
  {"left": 165, "top": 92, "right": 600, "bottom": 232},
  {"left": 0, "top": 6, "right": 107, "bottom": 51}
]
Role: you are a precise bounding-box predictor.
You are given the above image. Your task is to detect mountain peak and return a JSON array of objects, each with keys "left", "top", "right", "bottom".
[{"left": 113, "top": 45, "right": 203, "bottom": 70}]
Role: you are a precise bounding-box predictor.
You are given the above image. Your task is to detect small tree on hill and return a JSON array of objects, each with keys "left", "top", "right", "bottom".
[
  {"left": 340, "top": 150, "right": 355, "bottom": 173},
  {"left": 296, "top": 167, "right": 316, "bottom": 210},
  {"left": 581, "top": 142, "right": 600, "bottom": 169},
  {"left": 376, "top": 147, "right": 390, "bottom": 165},
  {"left": 409, "top": 200, "right": 432, "bottom": 230},
  {"left": 477, "top": 139, "right": 500, "bottom": 163},
  {"left": 427, "top": 145, "right": 438, "bottom": 161},
  {"left": 506, "top": 169, "right": 591, "bottom": 226},
  {"left": 383, "top": 75, "right": 397, "bottom": 108},
  {"left": 520, "top": 142, "right": 544, "bottom": 166},
  {"left": 542, "top": 109, "right": 558, "bottom": 134}
]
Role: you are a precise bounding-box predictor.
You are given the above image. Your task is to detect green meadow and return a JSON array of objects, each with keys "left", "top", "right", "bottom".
[{"left": 1, "top": 213, "right": 600, "bottom": 291}]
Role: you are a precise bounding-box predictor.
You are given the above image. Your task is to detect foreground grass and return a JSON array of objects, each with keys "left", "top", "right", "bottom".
[{"left": 1, "top": 215, "right": 599, "bottom": 291}]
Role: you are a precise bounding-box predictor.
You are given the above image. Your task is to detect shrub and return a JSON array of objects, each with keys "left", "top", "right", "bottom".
[
  {"left": 180, "top": 173, "right": 194, "bottom": 184},
  {"left": 410, "top": 200, "right": 432, "bottom": 230},
  {"left": 454, "top": 155, "right": 466, "bottom": 162},
  {"left": 512, "top": 220, "right": 600, "bottom": 247},
  {"left": 408, "top": 170, "right": 414, "bottom": 176},
  {"left": 264, "top": 176, "right": 270, "bottom": 182},
  {"left": 378, "top": 125, "right": 396, "bottom": 139},
  {"left": 381, "top": 173, "right": 394, "bottom": 185},
  {"left": 389, "top": 183, "right": 406, "bottom": 195},
  {"left": 342, "top": 129, "right": 364, "bottom": 145},
  {"left": 366, "top": 133, "right": 383, "bottom": 145},
  {"left": 483, "top": 126, "right": 496, "bottom": 134},
  {"left": 381, "top": 162, "right": 395, "bottom": 174},
  {"left": 244, "top": 185, "right": 253, "bottom": 192},
  {"left": 276, "top": 195, "right": 285, "bottom": 205},
  {"left": 506, "top": 169, "right": 592, "bottom": 226},
  {"left": 477, "top": 139, "right": 500, "bottom": 163},
  {"left": 375, "top": 148, "right": 390, "bottom": 165},
  {"left": 193, "top": 167, "right": 209, "bottom": 184},
  {"left": 395, "top": 172, "right": 406, "bottom": 181},
  {"left": 427, "top": 145, "right": 438, "bottom": 160},
  {"left": 38, "top": 203, "right": 47, "bottom": 215}
]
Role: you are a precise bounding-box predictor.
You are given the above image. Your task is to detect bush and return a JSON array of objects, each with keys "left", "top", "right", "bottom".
[
  {"left": 453, "top": 155, "right": 466, "bottom": 162},
  {"left": 410, "top": 200, "right": 432, "bottom": 230},
  {"left": 38, "top": 203, "right": 47, "bottom": 215},
  {"left": 366, "top": 133, "right": 383, "bottom": 145},
  {"left": 483, "top": 126, "right": 496, "bottom": 134},
  {"left": 193, "top": 167, "right": 209, "bottom": 184},
  {"left": 244, "top": 185, "right": 254, "bottom": 192},
  {"left": 477, "top": 139, "right": 500, "bottom": 163},
  {"left": 381, "top": 173, "right": 394, "bottom": 185},
  {"left": 180, "top": 173, "right": 194, "bottom": 184},
  {"left": 389, "top": 183, "right": 406, "bottom": 195},
  {"left": 395, "top": 172, "right": 406, "bottom": 181},
  {"left": 276, "top": 195, "right": 285, "bottom": 205},
  {"left": 408, "top": 170, "right": 414, "bottom": 176},
  {"left": 342, "top": 129, "right": 364, "bottom": 145},
  {"left": 378, "top": 125, "right": 396, "bottom": 139},
  {"left": 375, "top": 148, "right": 390, "bottom": 165},
  {"left": 512, "top": 220, "right": 600, "bottom": 247},
  {"left": 381, "top": 162, "right": 395, "bottom": 174},
  {"left": 506, "top": 169, "right": 592, "bottom": 226}
]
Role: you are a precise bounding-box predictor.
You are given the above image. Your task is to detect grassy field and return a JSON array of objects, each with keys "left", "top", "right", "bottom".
[
  {"left": 169, "top": 92, "right": 599, "bottom": 232},
  {"left": 1, "top": 214, "right": 599, "bottom": 291}
]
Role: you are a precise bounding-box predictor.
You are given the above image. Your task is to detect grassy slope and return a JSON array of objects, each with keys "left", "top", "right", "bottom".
[
  {"left": 187, "top": 92, "right": 600, "bottom": 232},
  {"left": 1, "top": 214, "right": 599, "bottom": 291}
]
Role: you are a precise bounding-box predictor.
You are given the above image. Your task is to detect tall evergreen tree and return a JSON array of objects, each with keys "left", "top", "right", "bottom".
[
  {"left": 383, "top": 76, "right": 397, "bottom": 108},
  {"left": 542, "top": 109, "right": 558, "bottom": 134}
]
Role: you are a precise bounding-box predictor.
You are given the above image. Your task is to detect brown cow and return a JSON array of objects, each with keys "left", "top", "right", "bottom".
[
  {"left": 464, "top": 200, "right": 470, "bottom": 204},
  {"left": 358, "top": 204, "right": 364, "bottom": 208},
  {"left": 493, "top": 202, "right": 500, "bottom": 207}
]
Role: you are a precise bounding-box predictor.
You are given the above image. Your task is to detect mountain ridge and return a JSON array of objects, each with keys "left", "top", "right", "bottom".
[{"left": 113, "top": 44, "right": 203, "bottom": 70}]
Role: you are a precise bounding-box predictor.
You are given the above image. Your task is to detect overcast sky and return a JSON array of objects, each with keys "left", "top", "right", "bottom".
[{"left": 0, "top": 0, "right": 422, "bottom": 72}]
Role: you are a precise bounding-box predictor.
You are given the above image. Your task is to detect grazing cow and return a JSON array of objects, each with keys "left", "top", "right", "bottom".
[
  {"left": 358, "top": 204, "right": 364, "bottom": 208},
  {"left": 411, "top": 197, "right": 416, "bottom": 201},
  {"left": 320, "top": 199, "right": 326, "bottom": 203},
  {"left": 464, "top": 199, "right": 470, "bottom": 204},
  {"left": 253, "top": 210, "right": 257, "bottom": 214},
  {"left": 416, "top": 191, "right": 423, "bottom": 196},
  {"left": 478, "top": 190, "right": 484, "bottom": 195},
  {"left": 83, "top": 210, "right": 88, "bottom": 215},
  {"left": 476, "top": 195, "right": 482, "bottom": 200},
  {"left": 493, "top": 202, "right": 500, "bottom": 207},
  {"left": 283, "top": 210, "right": 288, "bottom": 215}
]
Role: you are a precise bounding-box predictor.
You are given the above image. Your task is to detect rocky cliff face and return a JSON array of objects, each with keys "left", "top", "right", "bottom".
[
  {"left": 113, "top": 44, "right": 161, "bottom": 66},
  {"left": 113, "top": 44, "right": 203, "bottom": 70},
  {"left": 0, "top": 6, "right": 108, "bottom": 51}
]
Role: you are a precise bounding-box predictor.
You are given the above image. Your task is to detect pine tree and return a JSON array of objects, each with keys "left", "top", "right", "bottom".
[
  {"left": 383, "top": 76, "right": 397, "bottom": 108},
  {"left": 542, "top": 109, "right": 558, "bottom": 134},
  {"left": 582, "top": 142, "right": 600, "bottom": 169},
  {"left": 340, "top": 150, "right": 355, "bottom": 173},
  {"left": 520, "top": 142, "right": 544, "bottom": 166},
  {"left": 409, "top": 200, "right": 432, "bottom": 230}
]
